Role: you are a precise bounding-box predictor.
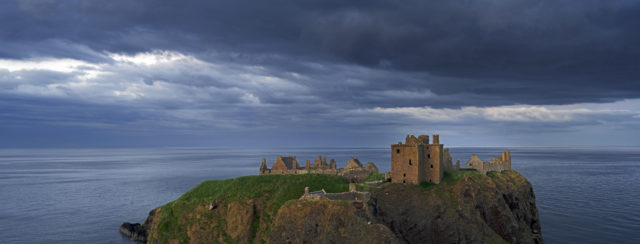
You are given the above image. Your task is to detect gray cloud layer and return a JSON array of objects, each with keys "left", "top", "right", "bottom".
[{"left": 1, "top": 0, "right": 639, "bottom": 147}]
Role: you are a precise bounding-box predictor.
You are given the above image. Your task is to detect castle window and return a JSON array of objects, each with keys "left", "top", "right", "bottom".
[
  {"left": 430, "top": 164, "right": 433, "bottom": 168},
  {"left": 409, "top": 159, "right": 412, "bottom": 165},
  {"left": 427, "top": 153, "right": 430, "bottom": 158},
  {"left": 403, "top": 173, "right": 406, "bottom": 177},
  {"left": 403, "top": 180, "right": 406, "bottom": 183},
  {"left": 396, "top": 149, "right": 400, "bottom": 154}
]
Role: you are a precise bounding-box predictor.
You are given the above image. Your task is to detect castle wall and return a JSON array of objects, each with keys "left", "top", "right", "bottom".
[
  {"left": 443, "top": 148, "right": 454, "bottom": 171},
  {"left": 426, "top": 143, "right": 443, "bottom": 183},
  {"left": 482, "top": 161, "right": 505, "bottom": 173}
]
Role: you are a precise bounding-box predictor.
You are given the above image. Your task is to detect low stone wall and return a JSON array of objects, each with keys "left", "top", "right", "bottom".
[{"left": 324, "top": 192, "right": 371, "bottom": 202}]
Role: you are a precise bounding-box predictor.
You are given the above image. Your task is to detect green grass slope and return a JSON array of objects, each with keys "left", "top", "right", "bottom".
[{"left": 150, "top": 174, "right": 350, "bottom": 243}]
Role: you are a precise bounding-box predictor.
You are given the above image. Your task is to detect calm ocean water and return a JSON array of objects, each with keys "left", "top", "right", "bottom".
[{"left": 1, "top": 147, "right": 639, "bottom": 243}]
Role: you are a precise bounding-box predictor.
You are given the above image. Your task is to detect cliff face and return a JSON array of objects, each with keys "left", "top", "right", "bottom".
[
  {"left": 139, "top": 171, "right": 542, "bottom": 244},
  {"left": 372, "top": 170, "right": 542, "bottom": 244},
  {"left": 269, "top": 200, "right": 398, "bottom": 244}
]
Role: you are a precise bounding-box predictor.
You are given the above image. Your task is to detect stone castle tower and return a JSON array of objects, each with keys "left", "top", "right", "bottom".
[{"left": 391, "top": 134, "right": 444, "bottom": 184}]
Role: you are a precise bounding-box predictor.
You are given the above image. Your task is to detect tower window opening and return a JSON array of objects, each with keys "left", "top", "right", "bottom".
[
  {"left": 403, "top": 173, "right": 406, "bottom": 177},
  {"left": 396, "top": 149, "right": 400, "bottom": 154},
  {"left": 409, "top": 159, "right": 412, "bottom": 165},
  {"left": 403, "top": 180, "right": 406, "bottom": 183},
  {"left": 427, "top": 153, "right": 431, "bottom": 158},
  {"left": 430, "top": 164, "right": 433, "bottom": 168}
]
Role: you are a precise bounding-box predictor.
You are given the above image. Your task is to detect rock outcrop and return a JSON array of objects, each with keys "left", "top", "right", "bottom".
[
  {"left": 130, "top": 171, "right": 542, "bottom": 244},
  {"left": 120, "top": 222, "right": 147, "bottom": 242},
  {"left": 270, "top": 200, "right": 398, "bottom": 244},
  {"left": 120, "top": 209, "right": 156, "bottom": 242},
  {"left": 372, "top": 170, "right": 542, "bottom": 244}
]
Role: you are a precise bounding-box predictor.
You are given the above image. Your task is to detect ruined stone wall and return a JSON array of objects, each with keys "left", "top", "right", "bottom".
[
  {"left": 482, "top": 161, "right": 505, "bottom": 173},
  {"left": 345, "top": 157, "right": 363, "bottom": 169},
  {"left": 260, "top": 155, "right": 371, "bottom": 176},
  {"left": 490, "top": 151, "right": 511, "bottom": 170},
  {"left": 426, "top": 143, "right": 443, "bottom": 184},
  {"left": 465, "top": 151, "right": 511, "bottom": 175},
  {"left": 365, "top": 162, "right": 379, "bottom": 173},
  {"left": 262, "top": 168, "right": 339, "bottom": 175},
  {"left": 466, "top": 155, "right": 484, "bottom": 173},
  {"left": 442, "top": 148, "right": 454, "bottom": 171}
]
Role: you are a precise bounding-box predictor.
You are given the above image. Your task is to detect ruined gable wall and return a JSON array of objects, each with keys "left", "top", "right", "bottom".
[
  {"left": 271, "top": 156, "right": 289, "bottom": 171},
  {"left": 466, "top": 154, "right": 484, "bottom": 173},
  {"left": 482, "top": 161, "right": 505, "bottom": 174},
  {"left": 345, "top": 157, "right": 363, "bottom": 169}
]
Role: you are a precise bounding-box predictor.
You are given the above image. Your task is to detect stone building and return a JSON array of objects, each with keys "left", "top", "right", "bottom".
[
  {"left": 391, "top": 134, "right": 450, "bottom": 184},
  {"left": 259, "top": 155, "right": 375, "bottom": 176},
  {"left": 465, "top": 151, "right": 511, "bottom": 174}
]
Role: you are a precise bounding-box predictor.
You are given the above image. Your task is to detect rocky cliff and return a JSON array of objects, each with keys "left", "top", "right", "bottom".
[{"left": 124, "top": 170, "right": 543, "bottom": 244}]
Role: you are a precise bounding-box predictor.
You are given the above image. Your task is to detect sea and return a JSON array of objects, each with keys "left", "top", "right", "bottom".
[{"left": 0, "top": 147, "right": 639, "bottom": 243}]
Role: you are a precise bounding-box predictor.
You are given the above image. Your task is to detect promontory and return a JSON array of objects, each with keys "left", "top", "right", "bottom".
[{"left": 121, "top": 134, "right": 543, "bottom": 244}]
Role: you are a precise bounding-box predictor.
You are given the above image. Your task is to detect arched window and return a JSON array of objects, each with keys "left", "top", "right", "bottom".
[
  {"left": 403, "top": 173, "right": 406, "bottom": 177},
  {"left": 409, "top": 159, "right": 412, "bottom": 165},
  {"left": 427, "top": 153, "right": 431, "bottom": 158},
  {"left": 430, "top": 164, "right": 433, "bottom": 168}
]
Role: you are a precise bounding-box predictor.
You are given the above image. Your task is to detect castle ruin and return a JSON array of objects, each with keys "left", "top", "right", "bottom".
[
  {"left": 465, "top": 151, "right": 511, "bottom": 175},
  {"left": 391, "top": 134, "right": 453, "bottom": 184},
  {"left": 258, "top": 134, "right": 512, "bottom": 185},
  {"left": 390, "top": 134, "right": 509, "bottom": 184},
  {"left": 259, "top": 155, "right": 375, "bottom": 176}
]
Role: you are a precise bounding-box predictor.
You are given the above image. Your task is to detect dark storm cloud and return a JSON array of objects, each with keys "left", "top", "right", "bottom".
[
  {"left": 2, "top": 0, "right": 640, "bottom": 147},
  {"left": 2, "top": 0, "right": 640, "bottom": 106}
]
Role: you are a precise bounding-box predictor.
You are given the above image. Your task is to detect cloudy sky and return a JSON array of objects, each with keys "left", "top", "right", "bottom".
[{"left": 1, "top": 0, "right": 639, "bottom": 147}]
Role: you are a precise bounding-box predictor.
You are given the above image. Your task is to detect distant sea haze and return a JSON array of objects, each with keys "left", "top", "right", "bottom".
[{"left": 1, "top": 147, "right": 639, "bottom": 243}]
